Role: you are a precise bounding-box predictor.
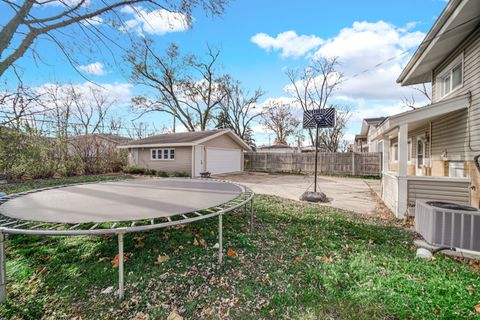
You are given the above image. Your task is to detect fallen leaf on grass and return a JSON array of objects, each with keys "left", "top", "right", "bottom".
[
  {"left": 295, "top": 257, "right": 303, "bottom": 262},
  {"left": 316, "top": 256, "right": 333, "bottom": 263},
  {"left": 38, "top": 254, "right": 50, "bottom": 261},
  {"left": 155, "top": 255, "right": 170, "bottom": 264},
  {"left": 193, "top": 237, "right": 206, "bottom": 247},
  {"left": 227, "top": 249, "right": 237, "bottom": 257},
  {"left": 133, "top": 312, "right": 148, "bottom": 320},
  {"left": 469, "top": 260, "right": 480, "bottom": 271},
  {"left": 133, "top": 236, "right": 144, "bottom": 249},
  {"left": 111, "top": 253, "right": 132, "bottom": 268},
  {"left": 202, "top": 307, "right": 213, "bottom": 316},
  {"left": 167, "top": 310, "right": 183, "bottom": 320},
  {"left": 475, "top": 304, "right": 480, "bottom": 314},
  {"left": 101, "top": 286, "right": 114, "bottom": 294}
]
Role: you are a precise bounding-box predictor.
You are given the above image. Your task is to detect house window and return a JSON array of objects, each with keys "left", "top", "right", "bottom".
[
  {"left": 437, "top": 54, "right": 463, "bottom": 99},
  {"left": 151, "top": 148, "right": 175, "bottom": 160},
  {"left": 391, "top": 143, "right": 399, "bottom": 162}
]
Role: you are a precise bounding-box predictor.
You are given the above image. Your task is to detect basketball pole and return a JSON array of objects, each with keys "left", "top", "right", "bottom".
[
  {"left": 0, "top": 232, "right": 6, "bottom": 303},
  {"left": 314, "top": 124, "right": 319, "bottom": 193}
]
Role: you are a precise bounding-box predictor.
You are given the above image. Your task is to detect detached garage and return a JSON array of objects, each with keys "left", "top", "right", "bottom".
[{"left": 118, "top": 129, "right": 251, "bottom": 177}]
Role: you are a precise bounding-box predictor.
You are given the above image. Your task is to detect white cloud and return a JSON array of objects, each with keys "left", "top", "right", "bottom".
[
  {"left": 313, "top": 20, "right": 426, "bottom": 101},
  {"left": 43, "top": 0, "right": 91, "bottom": 7},
  {"left": 78, "top": 62, "right": 106, "bottom": 75},
  {"left": 120, "top": 6, "right": 189, "bottom": 36},
  {"left": 81, "top": 16, "right": 103, "bottom": 26},
  {"left": 251, "top": 31, "right": 324, "bottom": 58},
  {"left": 36, "top": 82, "right": 133, "bottom": 108},
  {"left": 255, "top": 21, "right": 432, "bottom": 146}
]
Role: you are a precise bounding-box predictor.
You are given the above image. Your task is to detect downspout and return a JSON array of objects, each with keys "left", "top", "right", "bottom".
[
  {"left": 465, "top": 90, "right": 480, "bottom": 208},
  {"left": 466, "top": 91, "right": 475, "bottom": 152},
  {"left": 429, "top": 121, "right": 432, "bottom": 170}
]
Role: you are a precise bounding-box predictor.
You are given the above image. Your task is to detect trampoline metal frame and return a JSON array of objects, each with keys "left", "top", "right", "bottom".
[{"left": 0, "top": 179, "right": 255, "bottom": 301}]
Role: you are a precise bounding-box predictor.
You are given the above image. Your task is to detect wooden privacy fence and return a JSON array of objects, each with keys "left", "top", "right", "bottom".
[{"left": 244, "top": 152, "right": 382, "bottom": 176}]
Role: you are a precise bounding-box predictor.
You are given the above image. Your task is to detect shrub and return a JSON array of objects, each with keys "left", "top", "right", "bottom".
[
  {"left": 124, "top": 165, "right": 146, "bottom": 175},
  {"left": 173, "top": 171, "right": 189, "bottom": 177},
  {"left": 145, "top": 169, "right": 157, "bottom": 176},
  {"left": 156, "top": 171, "right": 169, "bottom": 178}
]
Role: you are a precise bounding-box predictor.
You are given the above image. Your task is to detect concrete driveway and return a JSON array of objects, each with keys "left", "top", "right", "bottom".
[{"left": 218, "top": 172, "right": 381, "bottom": 215}]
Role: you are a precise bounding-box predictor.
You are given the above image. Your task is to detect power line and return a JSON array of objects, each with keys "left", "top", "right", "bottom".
[{"left": 344, "top": 15, "right": 480, "bottom": 80}]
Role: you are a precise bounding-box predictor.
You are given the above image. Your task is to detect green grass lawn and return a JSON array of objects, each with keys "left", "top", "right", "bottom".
[{"left": 0, "top": 176, "right": 479, "bottom": 319}]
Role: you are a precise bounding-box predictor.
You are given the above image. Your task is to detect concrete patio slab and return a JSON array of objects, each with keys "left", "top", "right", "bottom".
[{"left": 217, "top": 172, "right": 381, "bottom": 215}]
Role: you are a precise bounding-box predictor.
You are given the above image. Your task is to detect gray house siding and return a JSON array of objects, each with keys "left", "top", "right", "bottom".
[
  {"left": 407, "top": 179, "right": 471, "bottom": 207},
  {"left": 431, "top": 110, "right": 468, "bottom": 161},
  {"left": 432, "top": 27, "right": 480, "bottom": 156},
  {"left": 136, "top": 146, "right": 193, "bottom": 176}
]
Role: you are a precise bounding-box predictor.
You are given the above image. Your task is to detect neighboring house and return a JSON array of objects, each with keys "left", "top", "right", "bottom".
[
  {"left": 257, "top": 144, "right": 300, "bottom": 153},
  {"left": 118, "top": 129, "right": 251, "bottom": 177},
  {"left": 371, "top": 0, "right": 480, "bottom": 218},
  {"left": 299, "top": 144, "right": 328, "bottom": 153},
  {"left": 68, "top": 134, "right": 131, "bottom": 157},
  {"left": 353, "top": 117, "right": 386, "bottom": 152}
]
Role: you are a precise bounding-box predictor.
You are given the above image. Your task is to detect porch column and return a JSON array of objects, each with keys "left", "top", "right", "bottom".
[
  {"left": 398, "top": 124, "right": 408, "bottom": 177},
  {"left": 382, "top": 138, "right": 390, "bottom": 173},
  {"left": 397, "top": 124, "right": 409, "bottom": 219}
]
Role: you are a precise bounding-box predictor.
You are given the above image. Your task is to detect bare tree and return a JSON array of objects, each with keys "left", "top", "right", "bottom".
[
  {"left": 127, "top": 41, "right": 227, "bottom": 131},
  {"left": 38, "top": 83, "right": 118, "bottom": 174},
  {"left": 286, "top": 56, "right": 352, "bottom": 151},
  {"left": 260, "top": 101, "right": 300, "bottom": 145},
  {"left": 401, "top": 83, "right": 432, "bottom": 110},
  {"left": 0, "top": 83, "right": 45, "bottom": 128},
  {"left": 0, "top": 0, "right": 227, "bottom": 78},
  {"left": 317, "top": 105, "right": 351, "bottom": 152},
  {"left": 217, "top": 77, "right": 264, "bottom": 145}
]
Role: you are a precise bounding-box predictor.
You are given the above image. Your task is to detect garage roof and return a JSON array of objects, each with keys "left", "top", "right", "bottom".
[{"left": 118, "top": 129, "right": 252, "bottom": 150}]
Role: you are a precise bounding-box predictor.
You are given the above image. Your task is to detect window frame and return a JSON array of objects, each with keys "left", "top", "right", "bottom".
[
  {"left": 436, "top": 53, "right": 464, "bottom": 101},
  {"left": 407, "top": 138, "right": 412, "bottom": 162},
  {"left": 151, "top": 148, "right": 175, "bottom": 161},
  {"left": 391, "top": 142, "right": 399, "bottom": 162}
]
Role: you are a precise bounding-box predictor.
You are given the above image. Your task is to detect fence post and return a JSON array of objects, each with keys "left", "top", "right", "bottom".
[{"left": 352, "top": 152, "right": 356, "bottom": 176}]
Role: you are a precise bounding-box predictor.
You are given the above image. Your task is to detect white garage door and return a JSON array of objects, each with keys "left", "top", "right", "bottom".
[{"left": 206, "top": 148, "right": 241, "bottom": 175}]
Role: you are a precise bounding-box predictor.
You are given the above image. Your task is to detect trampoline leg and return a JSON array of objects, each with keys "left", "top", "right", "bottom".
[
  {"left": 118, "top": 233, "right": 124, "bottom": 300},
  {"left": 249, "top": 199, "right": 254, "bottom": 234},
  {"left": 0, "top": 232, "right": 6, "bottom": 303},
  {"left": 218, "top": 214, "right": 223, "bottom": 266}
]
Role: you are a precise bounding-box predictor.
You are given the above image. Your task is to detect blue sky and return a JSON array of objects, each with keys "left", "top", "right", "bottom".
[{"left": 1, "top": 0, "right": 447, "bottom": 145}]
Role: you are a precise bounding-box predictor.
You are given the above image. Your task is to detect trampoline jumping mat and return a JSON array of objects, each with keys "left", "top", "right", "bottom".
[{"left": 0, "top": 179, "right": 243, "bottom": 224}]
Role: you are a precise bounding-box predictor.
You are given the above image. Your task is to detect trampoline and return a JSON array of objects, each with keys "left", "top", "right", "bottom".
[{"left": 0, "top": 178, "right": 255, "bottom": 301}]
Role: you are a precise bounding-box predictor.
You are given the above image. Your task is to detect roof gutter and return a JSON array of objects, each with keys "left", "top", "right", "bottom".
[
  {"left": 397, "top": 0, "right": 463, "bottom": 84},
  {"left": 371, "top": 94, "right": 470, "bottom": 140}
]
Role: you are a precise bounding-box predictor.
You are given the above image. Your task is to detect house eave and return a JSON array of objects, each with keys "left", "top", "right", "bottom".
[
  {"left": 116, "top": 129, "right": 252, "bottom": 151},
  {"left": 117, "top": 142, "right": 195, "bottom": 149},
  {"left": 398, "top": 0, "right": 480, "bottom": 86},
  {"left": 372, "top": 94, "right": 470, "bottom": 140}
]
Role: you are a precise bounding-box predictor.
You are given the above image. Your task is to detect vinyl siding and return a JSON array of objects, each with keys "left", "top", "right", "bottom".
[
  {"left": 431, "top": 110, "right": 468, "bottom": 160},
  {"left": 135, "top": 146, "right": 193, "bottom": 176},
  {"left": 202, "top": 134, "right": 243, "bottom": 149},
  {"left": 432, "top": 27, "right": 480, "bottom": 156},
  {"left": 407, "top": 179, "right": 471, "bottom": 207},
  {"left": 382, "top": 173, "right": 398, "bottom": 213}
]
